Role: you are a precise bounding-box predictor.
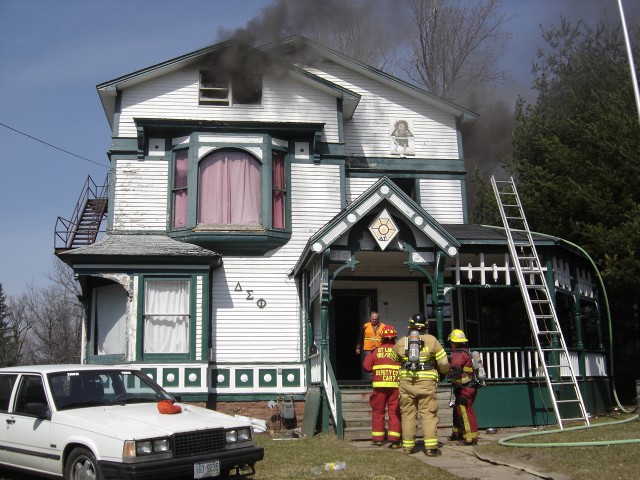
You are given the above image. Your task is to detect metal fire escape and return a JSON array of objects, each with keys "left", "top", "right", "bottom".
[
  {"left": 491, "top": 176, "right": 590, "bottom": 428},
  {"left": 54, "top": 175, "right": 108, "bottom": 253}
]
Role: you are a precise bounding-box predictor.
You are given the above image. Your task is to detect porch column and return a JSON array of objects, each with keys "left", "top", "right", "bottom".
[
  {"left": 434, "top": 251, "right": 447, "bottom": 344},
  {"left": 572, "top": 291, "right": 585, "bottom": 378},
  {"left": 320, "top": 250, "right": 331, "bottom": 433}
]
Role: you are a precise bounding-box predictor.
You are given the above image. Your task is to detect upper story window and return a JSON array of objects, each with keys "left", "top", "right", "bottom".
[
  {"left": 198, "top": 150, "right": 261, "bottom": 226},
  {"left": 199, "top": 71, "right": 262, "bottom": 106}
]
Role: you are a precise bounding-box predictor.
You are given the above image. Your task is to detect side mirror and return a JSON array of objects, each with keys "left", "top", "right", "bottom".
[{"left": 24, "top": 402, "right": 51, "bottom": 420}]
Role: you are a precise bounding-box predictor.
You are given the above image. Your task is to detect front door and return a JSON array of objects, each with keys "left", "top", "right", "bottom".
[{"left": 330, "top": 290, "right": 377, "bottom": 382}]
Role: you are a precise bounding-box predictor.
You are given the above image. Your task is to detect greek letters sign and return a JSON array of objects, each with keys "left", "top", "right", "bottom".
[{"left": 234, "top": 282, "right": 267, "bottom": 309}]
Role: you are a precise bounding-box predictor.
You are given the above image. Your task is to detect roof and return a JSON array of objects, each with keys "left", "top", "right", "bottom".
[
  {"left": 262, "top": 36, "right": 478, "bottom": 124},
  {"left": 96, "top": 36, "right": 477, "bottom": 128},
  {"left": 58, "top": 234, "right": 222, "bottom": 267}
]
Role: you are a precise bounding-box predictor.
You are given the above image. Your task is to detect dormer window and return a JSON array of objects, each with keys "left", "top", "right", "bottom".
[{"left": 199, "top": 71, "right": 262, "bottom": 106}]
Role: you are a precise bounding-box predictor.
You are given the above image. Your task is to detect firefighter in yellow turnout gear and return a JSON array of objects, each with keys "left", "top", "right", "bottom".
[{"left": 390, "top": 313, "right": 449, "bottom": 456}]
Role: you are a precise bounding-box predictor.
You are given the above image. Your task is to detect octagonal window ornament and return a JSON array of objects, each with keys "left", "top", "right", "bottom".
[{"left": 368, "top": 208, "right": 399, "bottom": 251}]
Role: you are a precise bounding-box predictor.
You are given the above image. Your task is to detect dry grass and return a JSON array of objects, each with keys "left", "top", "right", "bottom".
[
  {"left": 253, "top": 433, "right": 459, "bottom": 480},
  {"left": 474, "top": 413, "right": 640, "bottom": 480}
]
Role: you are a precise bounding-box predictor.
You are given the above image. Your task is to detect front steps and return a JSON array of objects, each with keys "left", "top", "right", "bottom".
[{"left": 341, "top": 385, "right": 454, "bottom": 441}]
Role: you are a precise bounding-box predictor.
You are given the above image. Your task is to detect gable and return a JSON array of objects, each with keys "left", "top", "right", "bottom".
[{"left": 293, "top": 176, "right": 460, "bottom": 276}]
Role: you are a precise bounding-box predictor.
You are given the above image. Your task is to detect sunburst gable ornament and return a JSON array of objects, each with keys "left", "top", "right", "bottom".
[{"left": 368, "top": 208, "right": 399, "bottom": 251}]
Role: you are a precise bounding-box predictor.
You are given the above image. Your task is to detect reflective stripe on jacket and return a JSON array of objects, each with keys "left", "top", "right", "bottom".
[
  {"left": 362, "top": 322, "right": 386, "bottom": 351},
  {"left": 363, "top": 345, "right": 401, "bottom": 388}
]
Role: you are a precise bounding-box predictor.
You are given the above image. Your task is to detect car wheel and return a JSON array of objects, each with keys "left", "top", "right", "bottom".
[{"left": 64, "top": 447, "right": 104, "bottom": 480}]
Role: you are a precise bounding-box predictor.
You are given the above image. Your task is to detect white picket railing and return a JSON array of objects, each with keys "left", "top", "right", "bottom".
[{"left": 479, "top": 349, "right": 607, "bottom": 379}]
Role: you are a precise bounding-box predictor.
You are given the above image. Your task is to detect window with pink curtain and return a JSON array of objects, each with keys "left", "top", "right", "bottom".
[
  {"left": 173, "top": 150, "right": 188, "bottom": 228},
  {"left": 272, "top": 151, "right": 285, "bottom": 229},
  {"left": 198, "top": 150, "right": 261, "bottom": 225}
]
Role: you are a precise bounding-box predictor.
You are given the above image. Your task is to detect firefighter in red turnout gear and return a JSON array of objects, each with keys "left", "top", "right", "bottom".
[
  {"left": 448, "top": 329, "right": 479, "bottom": 445},
  {"left": 363, "top": 326, "right": 402, "bottom": 447}
]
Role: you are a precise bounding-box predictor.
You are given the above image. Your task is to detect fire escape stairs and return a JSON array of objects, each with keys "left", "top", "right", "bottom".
[{"left": 55, "top": 175, "right": 108, "bottom": 253}]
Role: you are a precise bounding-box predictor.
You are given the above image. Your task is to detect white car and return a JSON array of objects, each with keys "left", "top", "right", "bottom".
[{"left": 0, "top": 365, "right": 264, "bottom": 479}]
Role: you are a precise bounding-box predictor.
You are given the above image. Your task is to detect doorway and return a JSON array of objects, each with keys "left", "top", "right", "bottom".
[{"left": 330, "top": 290, "right": 377, "bottom": 382}]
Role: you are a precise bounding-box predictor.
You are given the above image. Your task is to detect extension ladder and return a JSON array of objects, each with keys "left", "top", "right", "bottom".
[{"left": 491, "top": 176, "right": 590, "bottom": 428}]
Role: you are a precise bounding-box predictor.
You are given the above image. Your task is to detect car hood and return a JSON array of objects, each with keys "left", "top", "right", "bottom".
[{"left": 53, "top": 403, "right": 251, "bottom": 440}]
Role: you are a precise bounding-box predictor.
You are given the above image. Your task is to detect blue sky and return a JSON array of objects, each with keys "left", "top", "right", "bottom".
[{"left": 0, "top": 0, "right": 637, "bottom": 297}]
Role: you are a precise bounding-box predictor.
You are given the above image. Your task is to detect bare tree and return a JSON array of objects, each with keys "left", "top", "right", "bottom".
[
  {"left": 403, "top": 0, "right": 512, "bottom": 101},
  {"left": 7, "top": 261, "right": 83, "bottom": 365}
]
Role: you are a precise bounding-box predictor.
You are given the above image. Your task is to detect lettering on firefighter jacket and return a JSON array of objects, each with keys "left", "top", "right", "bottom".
[{"left": 363, "top": 345, "right": 401, "bottom": 388}]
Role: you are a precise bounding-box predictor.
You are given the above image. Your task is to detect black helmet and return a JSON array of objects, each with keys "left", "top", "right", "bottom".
[{"left": 409, "top": 313, "right": 428, "bottom": 330}]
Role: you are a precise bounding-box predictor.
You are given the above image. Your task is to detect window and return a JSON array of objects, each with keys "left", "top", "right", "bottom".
[
  {"left": 199, "top": 71, "right": 262, "bottom": 106},
  {"left": 0, "top": 374, "right": 17, "bottom": 412},
  {"left": 272, "top": 150, "right": 286, "bottom": 229},
  {"left": 173, "top": 149, "right": 189, "bottom": 228},
  {"left": 143, "top": 279, "right": 191, "bottom": 354},
  {"left": 198, "top": 149, "right": 261, "bottom": 226}
]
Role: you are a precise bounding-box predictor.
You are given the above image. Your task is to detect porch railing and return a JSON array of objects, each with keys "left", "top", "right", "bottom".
[
  {"left": 309, "top": 351, "right": 343, "bottom": 438},
  {"left": 477, "top": 348, "right": 607, "bottom": 380}
]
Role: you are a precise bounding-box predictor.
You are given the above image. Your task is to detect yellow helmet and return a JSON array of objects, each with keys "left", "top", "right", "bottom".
[{"left": 448, "top": 329, "right": 468, "bottom": 343}]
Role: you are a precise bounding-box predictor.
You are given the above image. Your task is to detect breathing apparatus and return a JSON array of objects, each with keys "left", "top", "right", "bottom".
[
  {"left": 406, "top": 313, "right": 427, "bottom": 370},
  {"left": 471, "top": 351, "right": 487, "bottom": 387}
]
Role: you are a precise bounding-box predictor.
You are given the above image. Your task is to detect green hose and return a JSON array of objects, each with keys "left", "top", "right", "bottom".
[{"left": 498, "top": 414, "right": 640, "bottom": 447}]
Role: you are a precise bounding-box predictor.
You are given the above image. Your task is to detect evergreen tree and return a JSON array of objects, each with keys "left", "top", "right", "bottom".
[
  {"left": 0, "top": 282, "right": 20, "bottom": 367},
  {"left": 503, "top": 18, "right": 640, "bottom": 398}
]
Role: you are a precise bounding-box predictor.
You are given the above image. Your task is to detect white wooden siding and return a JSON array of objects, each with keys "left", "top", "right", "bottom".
[
  {"left": 211, "top": 163, "right": 342, "bottom": 363},
  {"left": 346, "top": 177, "right": 378, "bottom": 204},
  {"left": 303, "top": 61, "right": 459, "bottom": 159},
  {"left": 419, "top": 178, "right": 464, "bottom": 224},
  {"left": 113, "top": 159, "right": 168, "bottom": 231},
  {"left": 117, "top": 69, "right": 339, "bottom": 142},
  {"left": 347, "top": 176, "right": 464, "bottom": 224}
]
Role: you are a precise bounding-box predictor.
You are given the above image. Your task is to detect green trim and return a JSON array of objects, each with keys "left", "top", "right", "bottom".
[
  {"left": 235, "top": 369, "right": 254, "bottom": 388},
  {"left": 184, "top": 368, "right": 203, "bottom": 387},
  {"left": 212, "top": 368, "right": 230, "bottom": 388},
  {"left": 346, "top": 158, "right": 466, "bottom": 173}
]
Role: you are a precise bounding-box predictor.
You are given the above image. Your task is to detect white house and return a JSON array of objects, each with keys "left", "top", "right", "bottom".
[{"left": 56, "top": 37, "right": 611, "bottom": 434}]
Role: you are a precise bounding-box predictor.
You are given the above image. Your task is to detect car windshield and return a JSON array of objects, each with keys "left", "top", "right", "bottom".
[{"left": 48, "top": 369, "right": 173, "bottom": 411}]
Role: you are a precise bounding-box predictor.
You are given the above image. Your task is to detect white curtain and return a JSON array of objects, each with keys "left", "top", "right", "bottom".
[
  {"left": 96, "top": 284, "right": 127, "bottom": 355},
  {"left": 144, "top": 280, "right": 190, "bottom": 354}
]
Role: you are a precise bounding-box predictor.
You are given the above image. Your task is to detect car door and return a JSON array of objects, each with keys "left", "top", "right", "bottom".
[
  {"left": 0, "top": 373, "right": 18, "bottom": 464},
  {"left": 4, "top": 374, "right": 57, "bottom": 475}
]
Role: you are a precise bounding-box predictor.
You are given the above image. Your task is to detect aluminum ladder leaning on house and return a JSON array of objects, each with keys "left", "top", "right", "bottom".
[{"left": 491, "top": 176, "right": 590, "bottom": 428}]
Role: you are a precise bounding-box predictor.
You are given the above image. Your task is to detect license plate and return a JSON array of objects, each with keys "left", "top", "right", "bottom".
[{"left": 194, "top": 460, "right": 220, "bottom": 478}]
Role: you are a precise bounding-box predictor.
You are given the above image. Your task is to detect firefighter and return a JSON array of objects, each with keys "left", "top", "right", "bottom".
[
  {"left": 390, "top": 313, "right": 449, "bottom": 456},
  {"left": 448, "top": 328, "right": 479, "bottom": 445},
  {"left": 363, "top": 325, "right": 401, "bottom": 448}
]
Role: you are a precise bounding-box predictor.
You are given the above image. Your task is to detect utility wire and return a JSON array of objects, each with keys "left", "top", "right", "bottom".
[{"left": 0, "top": 121, "right": 109, "bottom": 168}]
